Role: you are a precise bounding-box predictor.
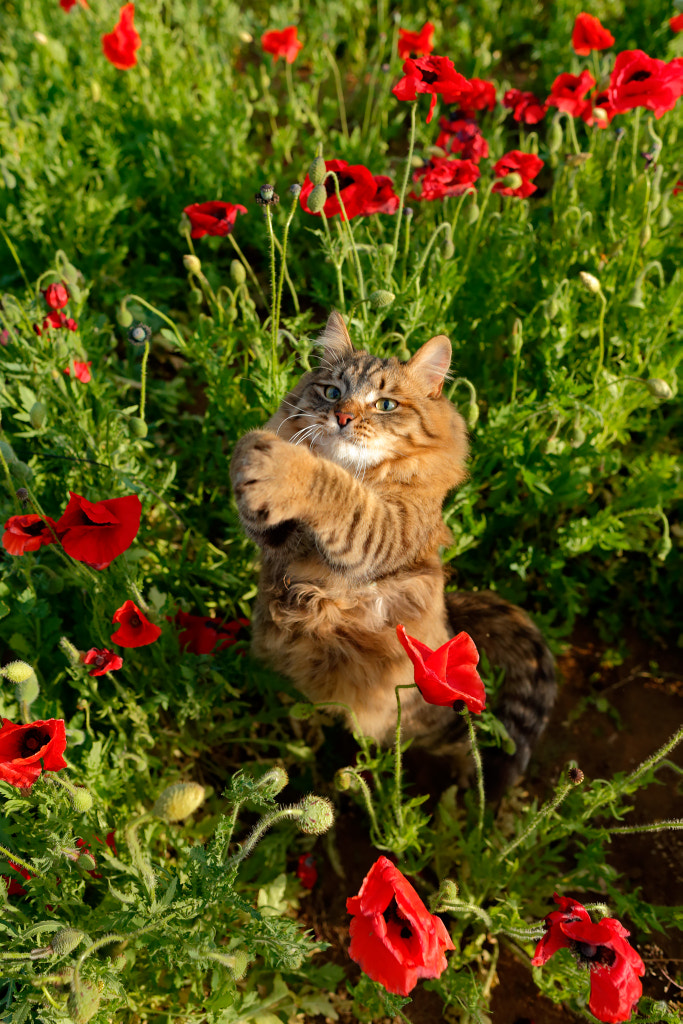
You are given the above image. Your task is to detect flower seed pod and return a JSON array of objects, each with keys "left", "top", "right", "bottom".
[
  {"left": 567, "top": 765, "right": 584, "bottom": 785},
  {"left": 29, "top": 401, "right": 47, "bottom": 429},
  {"left": 578, "top": 270, "right": 601, "bottom": 295},
  {"left": 152, "top": 782, "right": 206, "bottom": 822},
  {"left": 307, "top": 184, "right": 328, "bottom": 214},
  {"left": 256, "top": 766, "right": 289, "bottom": 798},
  {"left": 646, "top": 378, "right": 672, "bottom": 400},
  {"left": 128, "top": 322, "right": 151, "bottom": 346},
  {"left": 183, "top": 254, "right": 202, "bottom": 275},
  {"left": 66, "top": 980, "right": 101, "bottom": 1024},
  {"left": 230, "top": 260, "right": 247, "bottom": 285},
  {"left": 51, "top": 929, "right": 85, "bottom": 957},
  {"left": 368, "top": 289, "right": 395, "bottom": 309},
  {"left": 308, "top": 156, "right": 326, "bottom": 186},
  {"left": 129, "top": 417, "right": 148, "bottom": 439},
  {"left": 296, "top": 795, "right": 335, "bottom": 835},
  {"left": 288, "top": 182, "right": 302, "bottom": 197}
]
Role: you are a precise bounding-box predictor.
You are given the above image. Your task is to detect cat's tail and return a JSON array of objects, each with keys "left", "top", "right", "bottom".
[{"left": 445, "top": 590, "right": 557, "bottom": 799}]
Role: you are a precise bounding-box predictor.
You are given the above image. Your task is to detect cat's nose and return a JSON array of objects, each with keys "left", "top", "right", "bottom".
[{"left": 335, "top": 411, "right": 355, "bottom": 428}]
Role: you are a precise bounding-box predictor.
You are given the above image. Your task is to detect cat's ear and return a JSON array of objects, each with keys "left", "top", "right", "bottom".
[
  {"left": 408, "top": 335, "right": 452, "bottom": 397},
  {"left": 316, "top": 311, "right": 354, "bottom": 363}
]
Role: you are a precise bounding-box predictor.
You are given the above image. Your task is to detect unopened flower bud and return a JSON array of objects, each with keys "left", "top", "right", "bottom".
[
  {"left": 510, "top": 318, "right": 523, "bottom": 356},
  {"left": 437, "top": 878, "right": 459, "bottom": 904},
  {"left": 368, "top": 289, "right": 395, "bottom": 310},
  {"left": 2, "top": 660, "right": 35, "bottom": 685},
  {"left": 572, "top": 418, "right": 586, "bottom": 447},
  {"left": 578, "top": 271, "right": 601, "bottom": 295},
  {"left": 77, "top": 852, "right": 97, "bottom": 872},
  {"left": 659, "top": 199, "right": 672, "bottom": 229},
  {"left": 499, "top": 171, "right": 524, "bottom": 191},
  {"left": 129, "top": 417, "right": 148, "bottom": 439},
  {"left": 308, "top": 156, "right": 326, "bottom": 186},
  {"left": 29, "top": 401, "right": 47, "bottom": 429},
  {"left": 296, "top": 795, "right": 335, "bottom": 835},
  {"left": 288, "top": 702, "right": 316, "bottom": 720},
  {"left": 67, "top": 980, "right": 101, "bottom": 1024},
  {"left": 546, "top": 295, "right": 560, "bottom": 319},
  {"left": 256, "top": 766, "right": 289, "bottom": 798},
  {"left": 230, "top": 260, "right": 246, "bottom": 285},
  {"left": 442, "top": 238, "right": 455, "bottom": 260},
  {"left": 334, "top": 768, "right": 359, "bottom": 792},
  {"left": 128, "top": 322, "right": 151, "bottom": 346},
  {"left": 70, "top": 787, "right": 94, "bottom": 813},
  {"left": 152, "top": 782, "right": 205, "bottom": 822},
  {"left": 116, "top": 303, "right": 134, "bottom": 328},
  {"left": 646, "top": 378, "right": 672, "bottom": 400},
  {"left": 592, "top": 106, "right": 609, "bottom": 125},
  {"left": 465, "top": 399, "right": 479, "bottom": 429},
  {"left": 640, "top": 223, "right": 652, "bottom": 248},
  {"left": 547, "top": 116, "right": 564, "bottom": 154},
  {"left": 307, "top": 184, "right": 328, "bottom": 214},
  {"left": 238, "top": 30, "right": 253, "bottom": 43},
  {"left": 183, "top": 254, "right": 202, "bottom": 275},
  {"left": 51, "top": 929, "right": 85, "bottom": 956},
  {"left": 463, "top": 200, "right": 479, "bottom": 225}
]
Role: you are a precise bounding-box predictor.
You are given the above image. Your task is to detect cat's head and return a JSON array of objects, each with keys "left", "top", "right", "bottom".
[{"left": 269, "top": 313, "right": 468, "bottom": 482}]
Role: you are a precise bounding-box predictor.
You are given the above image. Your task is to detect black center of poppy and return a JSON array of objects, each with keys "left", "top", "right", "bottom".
[
  {"left": 629, "top": 70, "right": 651, "bottom": 82},
  {"left": 452, "top": 700, "right": 466, "bottom": 713},
  {"left": 22, "top": 521, "right": 47, "bottom": 537},
  {"left": 573, "top": 941, "right": 616, "bottom": 968},
  {"left": 420, "top": 70, "right": 439, "bottom": 84},
  {"left": 209, "top": 209, "right": 227, "bottom": 221},
  {"left": 325, "top": 173, "right": 355, "bottom": 199},
  {"left": 383, "top": 897, "right": 413, "bottom": 940},
  {"left": 94, "top": 654, "right": 106, "bottom": 667},
  {"left": 20, "top": 728, "right": 48, "bottom": 757},
  {"left": 129, "top": 614, "right": 141, "bottom": 628}
]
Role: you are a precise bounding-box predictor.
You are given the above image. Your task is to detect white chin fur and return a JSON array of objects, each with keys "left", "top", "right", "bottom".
[{"left": 322, "top": 436, "right": 387, "bottom": 469}]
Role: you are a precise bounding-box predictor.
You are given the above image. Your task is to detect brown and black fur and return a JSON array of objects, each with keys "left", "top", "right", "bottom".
[{"left": 230, "top": 312, "right": 556, "bottom": 794}]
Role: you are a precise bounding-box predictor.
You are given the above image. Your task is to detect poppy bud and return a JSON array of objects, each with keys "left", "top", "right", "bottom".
[
  {"left": 510, "top": 318, "right": 523, "bottom": 356},
  {"left": 296, "top": 795, "right": 335, "bottom": 835},
  {"left": 334, "top": 768, "right": 359, "bottom": 792},
  {"left": 128, "top": 322, "right": 151, "bottom": 346},
  {"left": 578, "top": 271, "right": 602, "bottom": 295},
  {"left": 29, "top": 401, "right": 47, "bottom": 429},
  {"left": 465, "top": 399, "right": 479, "bottom": 429},
  {"left": 626, "top": 279, "right": 645, "bottom": 309},
  {"left": 183, "top": 254, "right": 202, "bottom": 275},
  {"left": 50, "top": 929, "right": 85, "bottom": 956},
  {"left": 116, "top": 303, "right": 134, "bottom": 328},
  {"left": 67, "top": 980, "right": 101, "bottom": 1024},
  {"left": 288, "top": 702, "right": 316, "bottom": 720},
  {"left": 77, "top": 851, "right": 98, "bottom": 872},
  {"left": 462, "top": 200, "right": 479, "bottom": 225},
  {"left": 307, "top": 184, "right": 328, "bottom": 214},
  {"left": 238, "top": 30, "right": 253, "bottom": 42},
  {"left": 70, "top": 787, "right": 94, "bottom": 813},
  {"left": 2, "top": 660, "right": 35, "bottom": 685},
  {"left": 256, "top": 766, "right": 289, "bottom": 798},
  {"left": 442, "top": 238, "right": 455, "bottom": 260},
  {"left": 592, "top": 106, "right": 609, "bottom": 125},
  {"left": 109, "top": 952, "right": 128, "bottom": 973},
  {"left": 230, "top": 260, "right": 247, "bottom": 285},
  {"left": 572, "top": 417, "right": 587, "bottom": 447},
  {"left": 129, "top": 417, "right": 148, "bottom": 439},
  {"left": 546, "top": 295, "right": 560, "bottom": 319},
  {"left": 650, "top": 164, "right": 663, "bottom": 209},
  {"left": 308, "top": 157, "right": 326, "bottom": 186},
  {"left": 639, "top": 223, "right": 651, "bottom": 248},
  {"left": 646, "top": 378, "right": 672, "bottom": 400},
  {"left": 659, "top": 199, "right": 672, "bottom": 229},
  {"left": 152, "top": 782, "right": 206, "bottom": 822},
  {"left": 436, "top": 878, "right": 459, "bottom": 905},
  {"left": 368, "top": 290, "right": 396, "bottom": 309},
  {"left": 499, "top": 172, "right": 524, "bottom": 191},
  {"left": 547, "top": 116, "right": 564, "bottom": 154}
]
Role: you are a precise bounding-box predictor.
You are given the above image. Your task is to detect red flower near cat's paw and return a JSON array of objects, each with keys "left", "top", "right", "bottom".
[
  {"left": 492, "top": 151, "right": 544, "bottom": 198},
  {"left": 83, "top": 648, "right": 124, "bottom": 676},
  {"left": 111, "top": 600, "right": 161, "bottom": 648},
  {"left": 347, "top": 855, "right": 454, "bottom": 995},
  {"left": 261, "top": 26, "right": 303, "bottom": 64},
  {"left": 411, "top": 157, "right": 480, "bottom": 201},
  {"left": 571, "top": 13, "right": 615, "bottom": 56},
  {"left": 56, "top": 492, "right": 141, "bottom": 569},
  {"left": 102, "top": 3, "right": 141, "bottom": 70},
  {"left": 183, "top": 200, "right": 248, "bottom": 239},
  {"left": 532, "top": 893, "right": 645, "bottom": 1023},
  {"left": 0, "top": 718, "right": 68, "bottom": 790},
  {"left": 396, "top": 625, "right": 486, "bottom": 713},
  {"left": 397, "top": 22, "right": 435, "bottom": 60},
  {"left": 393, "top": 55, "right": 472, "bottom": 124},
  {"left": 172, "top": 611, "right": 250, "bottom": 655},
  {"left": 2, "top": 514, "right": 58, "bottom": 556}
]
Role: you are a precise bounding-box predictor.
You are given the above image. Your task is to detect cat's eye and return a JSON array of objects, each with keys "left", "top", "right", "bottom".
[
  {"left": 323, "top": 385, "right": 342, "bottom": 400},
  {"left": 375, "top": 398, "right": 398, "bottom": 412}
]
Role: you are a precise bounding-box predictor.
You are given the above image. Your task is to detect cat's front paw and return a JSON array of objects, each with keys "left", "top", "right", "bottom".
[{"left": 230, "top": 431, "right": 310, "bottom": 527}]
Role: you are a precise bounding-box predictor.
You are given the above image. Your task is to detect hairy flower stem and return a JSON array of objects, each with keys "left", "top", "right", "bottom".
[
  {"left": 124, "top": 812, "right": 156, "bottom": 897},
  {"left": 0, "top": 434, "right": 18, "bottom": 507},
  {"left": 228, "top": 807, "right": 305, "bottom": 867},
  {"left": 338, "top": 767, "right": 384, "bottom": 847},
  {"left": 462, "top": 178, "right": 496, "bottom": 279},
  {"left": 284, "top": 59, "right": 300, "bottom": 121},
  {"left": 388, "top": 102, "right": 417, "bottom": 284},
  {"left": 123, "top": 294, "right": 186, "bottom": 350},
  {"left": 264, "top": 206, "right": 279, "bottom": 397},
  {"left": 439, "top": 899, "right": 493, "bottom": 929},
  {"left": 138, "top": 338, "right": 151, "bottom": 423},
  {"left": 326, "top": 171, "right": 366, "bottom": 317},
  {"left": 405, "top": 222, "right": 453, "bottom": 294},
  {"left": 626, "top": 725, "right": 683, "bottom": 786},
  {"left": 273, "top": 199, "right": 301, "bottom": 322},
  {"left": 498, "top": 777, "right": 575, "bottom": 861},
  {"left": 0, "top": 846, "right": 43, "bottom": 878},
  {"left": 321, "top": 210, "right": 345, "bottom": 310},
  {"left": 393, "top": 684, "right": 416, "bottom": 834},
  {"left": 630, "top": 107, "right": 641, "bottom": 178},
  {"left": 592, "top": 290, "right": 608, "bottom": 387},
  {"left": 227, "top": 235, "right": 268, "bottom": 305},
  {"left": 462, "top": 708, "right": 485, "bottom": 836},
  {"left": 0, "top": 222, "right": 31, "bottom": 290},
  {"left": 323, "top": 45, "right": 349, "bottom": 141}
]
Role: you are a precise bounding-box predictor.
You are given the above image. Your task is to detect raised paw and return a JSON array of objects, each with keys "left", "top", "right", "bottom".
[{"left": 230, "top": 431, "right": 308, "bottom": 527}]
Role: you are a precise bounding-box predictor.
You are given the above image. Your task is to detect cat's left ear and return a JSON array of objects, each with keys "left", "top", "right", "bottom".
[
  {"left": 408, "top": 335, "right": 452, "bottom": 397},
  {"left": 316, "top": 311, "right": 354, "bottom": 363}
]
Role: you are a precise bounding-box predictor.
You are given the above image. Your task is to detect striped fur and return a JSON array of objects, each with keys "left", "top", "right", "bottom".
[{"left": 230, "top": 313, "right": 555, "bottom": 792}]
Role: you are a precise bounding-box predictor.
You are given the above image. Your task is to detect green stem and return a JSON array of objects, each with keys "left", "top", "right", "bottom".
[
  {"left": 498, "top": 779, "right": 574, "bottom": 861},
  {"left": 284, "top": 59, "right": 300, "bottom": 121},
  {"left": 0, "top": 223, "right": 31, "bottom": 290},
  {"left": 323, "top": 45, "right": 349, "bottom": 141},
  {"left": 274, "top": 192, "right": 300, "bottom": 329},
  {"left": 0, "top": 846, "right": 44, "bottom": 878},
  {"left": 404, "top": 221, "right": 452, "bottom": 294},
  {"left": 608, "top": 820, "right": 683, "bottom": 836},
  {"left": 123, "top": 812, "right": 156, "bottom": 897},
  {"left": 227, "top": 234, "right": 268, "bottom": 305},
  {"left": 462, "top": 708, "right": 485, "bottom": 836},
  {"left": 124, "top": 295, "right": 186, "bottom": 350},
  {"left": 440, "top": 899, "right": 493, "bottom": 929},
  {"left": 138, "top": 340, "right": 150, "bottom": 422},
  {"left": 227, "top": 806, "right": 304, "bottom": 866},
  {"left": 338, "top": 768, "right": 383, "bottom": 846},
  {"left": 326, "top": 171, "right": 366, "bottom": 314},
  {"left": 0, "top": 432, "right": 18, "bottom": 506},
  {"left": 630, "top": 107, "right": 642, "bottom": 179},
  {"left": 321, "top": 210, "right": 345, "bottom": 310},
  {"left": 626, "top": 725, "right": 683, "bottom": 786},
  {"left": 393, "top": 685, "right": 412, "bottom": 834},
  {"left": 264, "top": 206, "right": 279, "bottom": 396},
  {"left": 593, "top": 291, "right": 608, "bottom": 385},
  {"left": 388, "top": 102, "right": 417, "bottom": 284}
]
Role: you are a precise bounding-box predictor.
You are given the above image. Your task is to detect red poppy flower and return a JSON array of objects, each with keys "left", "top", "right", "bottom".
[
  {"left": 83, "top": 648, "right": 124, "bottom": 676},
  {"left": 261, "top": 26, "right": 303, "bottom": 64},
  {"left": 102, "top": 3, "right": 141, "bottom": 70},
  {"left": 299, "top": 159, "right": 398, "bottom": 219},
  {"left": 671, "top": 13, "right": 683, "bottom": 31},
  {"left": 609, "top": 50, "right": 683, "bottom": 118},
  {"left": 571, "top": 13, "right": 615, "bottom": 56},
  {"left": 172, "top": 611, "right": 250, "bottom": 655},
  {"left": 492, "top": 150, "right": 544, "bottom": 198},
  {"left": 393, "top": 55, "right": 472, "bottom": 124},
  {"left": 56, "top": 492, "right": 141, "bottom": 569},
  {"left": 532, "top": 894, "right": 645, "bottom": 1024},
  {"left": 60, "top": 0, "right": 89, "bottom": 9},
  {"left": 2, "top": 861, "right": 31, "bottom": 896},
  {"left": 35, "top": 310, "right": 78, "bottom": 334},
  {"left": 502, "top": 88, "right": 547, "bottom": 124},
  {"left": 64, "top": 360, "right": 92, "bottom": 383},
  {"left": 347, "top": 856, "right": 454, "bottom": 996},
  {"left": 111, "top": 600, "right": 161, "bottom": 648},
  {"left": 397, "top": 22, "right": 435, "bottom": 60},
  {"left": 396, "top": 624, "right": 485, "bottom": 711},
  {"left": 183, "top": 200, "right": 248, "bottom": 239},
  {"left": 547, "top": 69, "right": 596, "bottom": 118},
  {"left": 0, "top": 718, "right": 68, "bottom": 790},
  {"left": 410, "top": 157, "right": 480, "bottom": 201},
  {"left": 296, "top": 853, "right": 318, "bottom": 889},
  {"left": 2, "top": 514, "right": 58, "bottom": 556},
  {"left": 43, "top": 282, "right": 69, "bottom": 310},
  {"left": 459, "top": 77, "right": 496, "bottom": 114},
  {"left": 436, "top": 116, "right": 489, "bottom": 162}
]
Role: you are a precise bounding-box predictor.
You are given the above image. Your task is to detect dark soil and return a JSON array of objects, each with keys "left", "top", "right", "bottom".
[{"left": 297, "top": 624, "right": 683, "bottom": 1023}]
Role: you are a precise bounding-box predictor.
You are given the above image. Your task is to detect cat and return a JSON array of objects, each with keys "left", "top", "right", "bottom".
[{"left": 230, "top": 312, "right": 556, "bottom": 795}]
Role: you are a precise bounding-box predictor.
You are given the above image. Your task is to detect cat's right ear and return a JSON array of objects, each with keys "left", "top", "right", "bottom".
[
  {"left": 408, "top": 335, "right": 452, "bottom": 397},
  {"left": 316, "top": 311, "right": 354, "bottom": 364}
]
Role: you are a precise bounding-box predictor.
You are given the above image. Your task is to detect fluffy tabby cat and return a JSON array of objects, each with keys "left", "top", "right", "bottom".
[{"left": 231, "top": 312, "right": 556, "bottom": 794}]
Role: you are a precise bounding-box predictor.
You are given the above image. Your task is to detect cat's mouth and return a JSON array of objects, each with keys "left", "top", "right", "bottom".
[{"left": 322, "top": 431, "right": 388, "bottom": 470}]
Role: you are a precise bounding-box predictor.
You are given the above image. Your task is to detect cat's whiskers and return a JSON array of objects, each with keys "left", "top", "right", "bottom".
[
  {"left": 276, "top": 411, "right": 317, "bottom": 436},
  {"left": 291, "top": 423, "right": 327, "bottom": 448}
]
